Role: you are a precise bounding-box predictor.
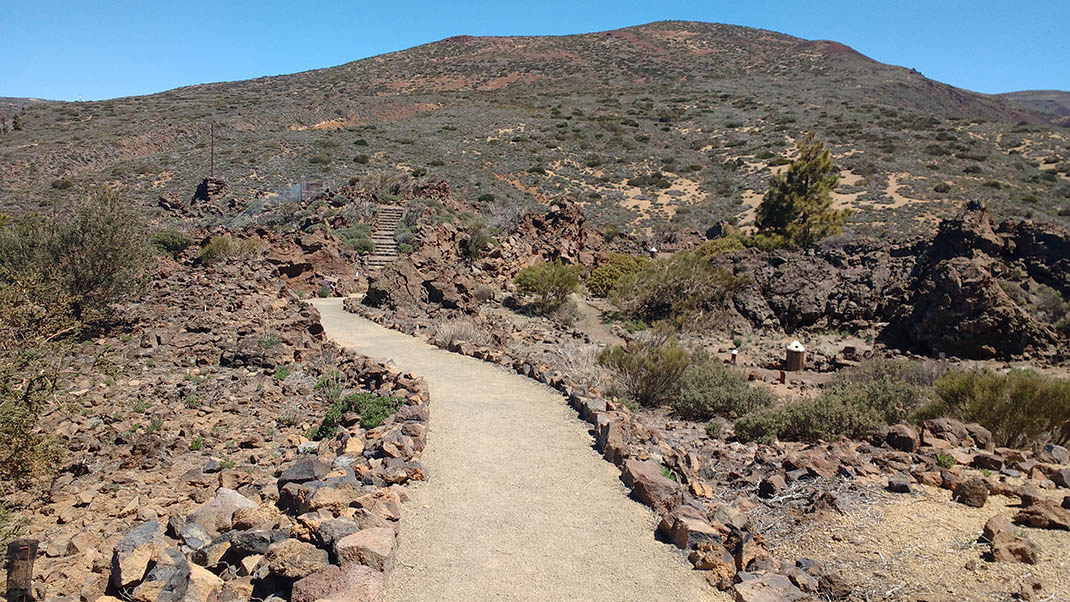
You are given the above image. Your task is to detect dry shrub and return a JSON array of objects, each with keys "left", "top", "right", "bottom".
[
  {"left": 434, "top": 320, "right": 490, "bottom": 348},
  {"left": 553, "top": 342, "right": 608, "bottom": 392},
  {"left": 198, "top": 235, "right": 263, "bottom": 263}
]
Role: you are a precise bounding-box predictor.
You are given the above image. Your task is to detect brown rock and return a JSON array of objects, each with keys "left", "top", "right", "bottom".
[
  {"left": 886, "top": 424, "right": 920, "bottom": 452},
  {"left": 733, "top": 573, "right": 810, "bottom": 602},
  {"left": 952, "top": 477, "right": 988, "bottom": 508},
  {"left": 1014, "top": 498, "right": 1070, "bottom": 530},
  {"left": 688, "top": 542, "right": 736, "bottom": 588},
  {"left": 972, "top": 453, "right": 1004, "bottom": 471},
  {"left": 265, "top": 539, "right": 329, "bottom": 579},
  {"left": 620, "top": 459, "right": 682, "bottom": 513},
  {"left": 110, "top": 520, "right": 162, "bottom": 589},
  {"left": 335, "top": 528, "right": 397, "bottom": 572},
  {"left": 291, "top": 564, "right": 385, "bottom": 602}
]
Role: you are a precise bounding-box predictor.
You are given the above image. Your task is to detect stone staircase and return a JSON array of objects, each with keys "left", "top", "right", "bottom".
[{"left": 365, "top": 206, "right": 404, "bottom": 271}]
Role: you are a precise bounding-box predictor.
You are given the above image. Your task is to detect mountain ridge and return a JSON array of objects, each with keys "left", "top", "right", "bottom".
[{"left": 1, "top": 20, "right": 1067, "bottom": 235}]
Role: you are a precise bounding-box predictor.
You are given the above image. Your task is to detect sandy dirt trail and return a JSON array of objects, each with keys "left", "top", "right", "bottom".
[{"left": 311, "top": 298, "right": 721, "bottom": 602}]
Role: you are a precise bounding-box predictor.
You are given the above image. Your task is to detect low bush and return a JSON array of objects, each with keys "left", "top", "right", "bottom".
[
  {"left": 309, "top": 391, "right": 404, "bottom": 440},
  {"left": 695, "top": 236, "right": 745, "bottom": 259},
  {"left": 463, "top": 221, "right": 492, "bottom": 260},
  {"left": 599, "top": 330, "right": 691, "bottom": 407},
  {"left": 434, "top": 320, "right": 488, "bottom": 348},
  {"left": 613, "top": 251, "right": 747, "bottom": 325},
  {"left": 514, "top": 260, "right": 580, "bottom": 315},
  {"left": 586, "top": 253, "right": 648, "bottom": 297},
  {"left": 920, "top": 369, "right": 1070, "bottom": 447},
  {"left": 734, "top": 358, "right": 938, "bottom": 444},
  {"left": 0, "top": 502, "right": 25, "bottom": 547},
  {"left": 151, "top": 227, "right": 193, "bottom": 259},
  {"left": 673, "top": 359, "right": 774, "bottom": 420},
  {"left": 198, "top": 236, "right": 262, "bottom": 263}
]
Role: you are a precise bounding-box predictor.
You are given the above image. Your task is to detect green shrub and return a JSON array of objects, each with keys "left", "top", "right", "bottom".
[
  {"left": 198, "top": 236, "right": 262, "bottom": 263},
  {"left": 49, "top": 189, "right": 150, "bottom": 314},
  {"left": 937, "top": 452, "right": 957, "bottom": 469},
  {"left": 51, "top": 178, "right": 72, "bottom": 190},
  {"left": 353, "top": 154, "right": 370, "bottom": 164},
  {"left": 258, "top": 333, "right": 281, "bottom": 348},
  {"left": 151, "top": 227, "right": 193, "bottom": 259},
  {"left": 695, "top": 236, "right": 745, "bottom": 258},
  {"left": 273, "top": 364, "right": 292, "bottom": 381},
  {"left": 673, "top": 359, "right": 774, "bottom": 420},
  {"left": 920, "top": 369, "right": 1070, "bottom": 447},
  {"left": 733, "top": 409, "right": 783, "bottom": 445},
  {"left": 586, "top": 253, "right": 648, "bottom": 297},
  {"left": 933, "top": 182, "right": 951, "bottom": 193},
  {"left": 734, "top": 357, "right": 938, "bottom": 444},
  {"left": 514, "top": 260, "right": 580, "bottom": 315},
  {"left": 310, "top": 391, "right": 405, "bottom": 440},
  {"left": 463, "top": 221, "right": 491, "bottom": 260},
  {"left": 613, "top": 251, "right": 747, "bottom": 325},
  {"left": 705, "top": 418, "right": 724, "bottom": 439},
  {"left": 599, "top": 331, "right": 691, "bottom": 407}
]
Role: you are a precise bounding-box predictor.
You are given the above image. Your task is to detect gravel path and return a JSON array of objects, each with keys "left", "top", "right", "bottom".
[{"left": 311, "top": 299, "right": 723, "bottom": 602}]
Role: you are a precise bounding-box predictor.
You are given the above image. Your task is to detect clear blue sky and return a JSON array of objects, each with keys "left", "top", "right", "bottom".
[{"left": 3, "top": 0, "right": 1067, "bottom": 101}]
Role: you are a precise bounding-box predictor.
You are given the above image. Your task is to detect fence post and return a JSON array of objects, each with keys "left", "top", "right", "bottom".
[{"left": 6, "top": 539, "right": 38, "bottom": 602}]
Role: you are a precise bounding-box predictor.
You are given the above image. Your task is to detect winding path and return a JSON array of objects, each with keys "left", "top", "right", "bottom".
[{"left": 310, "top": 299, "right": 722, "bottom": 602}]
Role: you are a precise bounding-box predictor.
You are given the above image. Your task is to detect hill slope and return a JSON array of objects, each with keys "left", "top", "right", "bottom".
[
  {"left": 1, "top": 21, "right": 1068, "bottom": 236},
  {"left": 1001, "top": 90, "right": 1070, "bottom": 127}
]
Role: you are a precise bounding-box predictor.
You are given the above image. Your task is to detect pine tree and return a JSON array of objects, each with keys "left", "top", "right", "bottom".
[{"left": 755, "top": 132, "right": 848, "bottom": 247}]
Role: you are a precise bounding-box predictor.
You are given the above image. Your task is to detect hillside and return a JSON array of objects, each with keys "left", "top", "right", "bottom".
[
  {"left": 1, "top": 20, "right": 1068, "bottom": 238},
  {"left": 1001, "top": 90, "right": 1070, "bottom": 127}
]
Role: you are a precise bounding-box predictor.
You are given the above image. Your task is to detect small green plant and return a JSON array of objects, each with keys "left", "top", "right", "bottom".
[
  {"left": 151, "top": 228, "right": 193, "bottom": 259},
  {"left": 314, "top": 370, "right": 344, "bottom": 402},
  {"left": 660, "top": 466, "right": 677, "bottom": 481},
  {"left": 513, "top": 260, "right": 580, "bottom": 315},
  {"left": 0, "top": 503, "right": 26, "bottom": 547},
  {"left": 273, "top": 364, "right": 292, "bottom": 381},
  {"left": 145, "top": 417, "right": 164, "bottom": 434},
  {"left": 463, "top": 221, "right": 492, "bottom": 260},
  {"left": 309, "top": 391, "right": 405, "bottom": 440},
  {"left": 673, "top": 359, "right": 774, "bottom": 420},
  {"left": 131, "top": 400, "right": 151, "bottom": 414},
  {"left": 981, "top": 468, "right": 992, "bottom": 478},
  {"left": 219, "top": 459, "right": 236, "bottom": 470},
  {"left": 257, "top": 333, "right": 281, "bottom": 349},
  {"left": 189, "top": 437, "right": 204, "bottom": 451},
  {"left": 937, "top": 452, "right": 957, "bottom": 469},
  {"left": 919, "top": 368, "right": 1069, "bottom": 447},
  {"left": 316, "top": 286, "right": 332, "bottom": 298}
]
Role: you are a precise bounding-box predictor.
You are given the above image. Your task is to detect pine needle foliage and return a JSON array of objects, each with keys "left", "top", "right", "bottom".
[{"left": 756, "top": 132, "right": 848, "bottom": 247}]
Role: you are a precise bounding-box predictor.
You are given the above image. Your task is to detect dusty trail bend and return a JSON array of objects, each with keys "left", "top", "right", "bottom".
[{"left": 310, "top": 298, "right": 721, "bottom": 602}]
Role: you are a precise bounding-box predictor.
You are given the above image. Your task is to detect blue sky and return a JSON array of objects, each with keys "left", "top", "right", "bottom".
[{"left": 3, "top": 0, "right": 1067, "bottom": 101}]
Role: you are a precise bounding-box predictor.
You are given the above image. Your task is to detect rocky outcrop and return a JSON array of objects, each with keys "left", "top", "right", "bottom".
[{"left": 881, "top": 206, "right": 1064, "bottom": 359}]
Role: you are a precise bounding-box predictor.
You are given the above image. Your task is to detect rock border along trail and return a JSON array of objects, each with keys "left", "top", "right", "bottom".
[{"left": 311, "top": 298, "right": 721, "bottom": 602}]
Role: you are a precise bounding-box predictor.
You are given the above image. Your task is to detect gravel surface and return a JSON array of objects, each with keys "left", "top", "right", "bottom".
[{"left": 312, "top": 299, "right": 723, "bottom": 602}]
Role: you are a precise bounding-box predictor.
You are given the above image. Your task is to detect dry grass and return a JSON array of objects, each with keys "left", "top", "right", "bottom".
[
  {"left": 553, "top": 342, "right": 609, "bottom": 392},
  {"left": 433, "top": 319, "right": 490, "bottom": 348}
]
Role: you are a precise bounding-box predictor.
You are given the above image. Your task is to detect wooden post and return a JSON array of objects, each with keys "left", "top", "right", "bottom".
[{"left": 6, "top": 539, "right": 38, "bottom": 602}]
